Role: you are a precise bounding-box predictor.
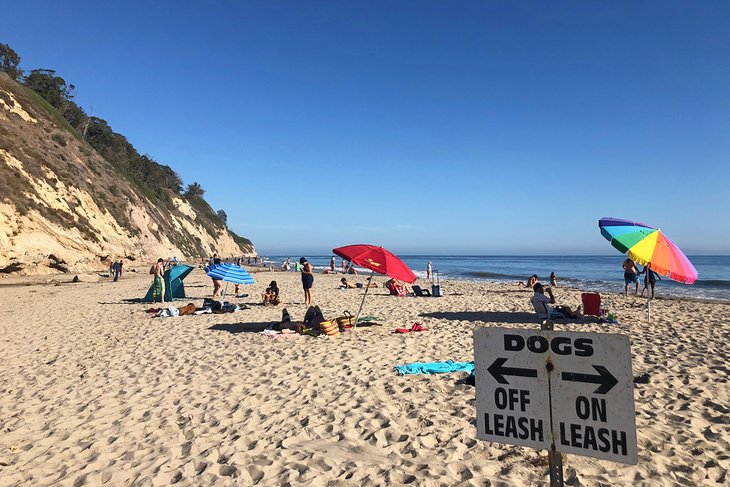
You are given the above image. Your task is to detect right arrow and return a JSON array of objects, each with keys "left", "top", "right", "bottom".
[
  {"left": 561, "top": 365, "right": 618, "bottom": 394},
  {"left": 487, "top": 357, "right": 538, "bottom": 384}
]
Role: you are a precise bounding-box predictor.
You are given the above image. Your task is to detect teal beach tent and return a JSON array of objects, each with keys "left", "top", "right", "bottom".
[{"left": 142, "top": 264, "right": 194, "bottom": 302}]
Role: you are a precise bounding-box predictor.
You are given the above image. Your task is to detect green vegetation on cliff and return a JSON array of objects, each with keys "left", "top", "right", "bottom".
[{"left": 0, "top": 43, "right": 253, "bottom": 257}]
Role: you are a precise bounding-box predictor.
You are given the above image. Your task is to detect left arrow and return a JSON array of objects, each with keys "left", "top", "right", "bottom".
[
  {"left": 487, "top": 357, "right": 538, "bottom": 384},
  {"left": 561, "top": 365, "right": 618, "bottom": 394}
]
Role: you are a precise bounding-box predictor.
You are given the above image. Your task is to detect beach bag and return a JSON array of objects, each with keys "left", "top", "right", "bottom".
[
  {"left": 336, "top": 311, "right": 356, "bottom": 327},
  {"left": 319, "top": 320, "right": 340, "bottom": 336}
]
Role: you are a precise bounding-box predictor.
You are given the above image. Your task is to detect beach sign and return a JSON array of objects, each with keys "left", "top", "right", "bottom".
[{"left": 474, "top": 327, "right": 637, "bottom": 465}]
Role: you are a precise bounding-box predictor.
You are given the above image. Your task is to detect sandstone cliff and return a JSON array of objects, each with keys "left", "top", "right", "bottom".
[{"left": 0, "top": 72, "right": 255, "bottom": 275}]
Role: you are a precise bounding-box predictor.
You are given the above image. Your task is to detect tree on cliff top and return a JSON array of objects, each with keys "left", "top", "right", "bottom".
[
  {"left": 0, "top": 43, "right": 22, "bottom": 80},
  {"left": 23, "top": 69, "right": 75, "bottom": 110},
  {"left": 216, "top": 210, "right": 228, "bottom": 226},
  {"left": 185, "top": 182, "right": 205, "bottom": 197}
]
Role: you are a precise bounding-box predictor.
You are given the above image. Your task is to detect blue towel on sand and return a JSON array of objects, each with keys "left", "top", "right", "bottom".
[{"left": 394, "top": 360, "right": 474, "bottom": 376}]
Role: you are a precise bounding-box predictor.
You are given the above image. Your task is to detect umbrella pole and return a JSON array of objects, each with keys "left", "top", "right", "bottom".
[
  {"left": 647, "top": 295, "right": 651, "bottom": 323},
  {"left": 645, "top": 266, "right": 651, "bottom": 324},
  {"left": 354, "top": 270, "right": 375, "bottom": 328}
]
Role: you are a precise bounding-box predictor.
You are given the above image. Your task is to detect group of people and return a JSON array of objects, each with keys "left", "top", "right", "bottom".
[
  {"left": 623, "top": 258, "right": 661, "bottom": 298},
  {"left": 516, "top": 272, "right": 558, "bottom": 288},
  {"left": 527, "top": 258, "right": 663, "bottom": 323},
  {"left": 109, "top": 260, "right": 124, "bottom": 282}
]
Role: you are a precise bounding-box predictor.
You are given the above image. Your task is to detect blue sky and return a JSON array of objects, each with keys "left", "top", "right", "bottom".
[{"left": 5, "top": 1, "right": 729, "bottom": 255}]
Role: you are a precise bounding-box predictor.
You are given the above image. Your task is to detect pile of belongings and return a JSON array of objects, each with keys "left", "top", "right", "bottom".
[
  {"left": 265, "top": 307, "right": 376, "bottom": 337},
  {"left": 151, "top": 299, "right": 249, "bottom": 317}
]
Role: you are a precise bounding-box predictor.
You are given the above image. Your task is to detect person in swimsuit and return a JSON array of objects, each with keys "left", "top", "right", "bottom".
[
  {"left": 300, "top": 257, "right": 314, "bottom": 305},
  {"left": 211, "top": 256, "right": 223, "bottom": 297},
  {"left": 623, "top": 258, "right": 640, "bottom": 296},
  {"left": 513, "top": 274, "right": 539, "bottom": 288},
  {"left": 640, "top": 263, "right": 661, "bottom": 299},
  {"left": 341, "top": 277, "right": 378, "bottom": 289}
]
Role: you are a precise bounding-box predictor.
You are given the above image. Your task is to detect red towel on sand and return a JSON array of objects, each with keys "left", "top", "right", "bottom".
[{"left": 394, "top": 323, "right": 429, "bottom": 334}]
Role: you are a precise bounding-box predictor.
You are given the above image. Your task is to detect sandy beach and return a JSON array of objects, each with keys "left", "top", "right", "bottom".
[{"left": 1, "top": 269, "right": 728, "bottom": 486}]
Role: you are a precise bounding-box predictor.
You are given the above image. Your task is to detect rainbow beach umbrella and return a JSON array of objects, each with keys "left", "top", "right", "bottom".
[{"left": 598, "top": 217, "right": 698, "bottom": 284}]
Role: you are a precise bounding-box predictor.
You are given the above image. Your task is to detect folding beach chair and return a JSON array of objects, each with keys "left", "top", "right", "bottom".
[{"left": 412, "top": 285, "right": 432, "bottom": 297}]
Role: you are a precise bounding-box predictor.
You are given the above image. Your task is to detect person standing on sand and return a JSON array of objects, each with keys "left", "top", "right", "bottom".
[
  {"left": 623, "top": 258, "right": 640, "bottom": 296},
  {"left": 300, "top": 257, "right": 314, "bottom": 305},
  {"left": 640, "top": 263, "right": 661, "bottom": 299},
  {"left": 112, "top": 260, "right": 120, "bottom": 282},
  {"left": 330, "top": 256, "right": 336, "bottom": 273},
  {"left": 211, "top": 255, "right": 223, "bottom": 297},
  {"left": 150, "top": 258, "right": 166, "bottom": 303},
  {"left": 427, "top": 261, "right": 433, "bottom": 279},
  {"left": 550, "top": 272, "right": 558, "bottom": 287},
  {"left": 342, "top": 258, "right": 346, "bottom": 273}
]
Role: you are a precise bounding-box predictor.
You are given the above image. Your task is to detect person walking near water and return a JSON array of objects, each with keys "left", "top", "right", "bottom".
[
  {"left": 150, "top": 258, "right": 166, "bottom": 303},
  {"left": 623, "top": 258, "right": 640, "bottom": 296},
  {"left": 427, "top": 261, "right": 433, "bottom": 280},
  {"left": 300, "top": 257, "right": 314, "bottom": 305},
  {"left": 640, "top": 263, "right": 661, "bottom": 299},
  {"left": 550, "top": 272, "right": 558, "bottom": 287},
  {"left": 330, "top": 256, "right": 336, "bottom": 274}
]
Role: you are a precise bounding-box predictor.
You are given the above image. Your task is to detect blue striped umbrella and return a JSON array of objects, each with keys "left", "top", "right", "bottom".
[{"left": 206, "top": 263, "right": 255, "bottom": 285}]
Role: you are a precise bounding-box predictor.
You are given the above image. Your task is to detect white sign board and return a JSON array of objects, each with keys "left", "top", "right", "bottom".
[{"left": 474, "top": 327, "right": 637, "bottom": 464}]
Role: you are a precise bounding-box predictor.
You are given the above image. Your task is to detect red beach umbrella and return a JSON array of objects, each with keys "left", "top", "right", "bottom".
[
  {"left": 332, "top": 244, "right": 417, "bottom": 326},
  {"left": 333, "top": 244, "right": 417, "bottom": 284}
]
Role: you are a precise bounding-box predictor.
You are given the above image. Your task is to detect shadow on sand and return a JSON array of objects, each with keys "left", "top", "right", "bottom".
[
  {"left": 420, "top": 311, "right": 538, "bottom": 324},
  {"left": 208, "top": 322, "right": 272, "bottom": 334}
]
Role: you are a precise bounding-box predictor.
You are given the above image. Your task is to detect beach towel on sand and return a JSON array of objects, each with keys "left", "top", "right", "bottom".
[{"left": 394, "top": 360, "right": 474, "bottom": 376}]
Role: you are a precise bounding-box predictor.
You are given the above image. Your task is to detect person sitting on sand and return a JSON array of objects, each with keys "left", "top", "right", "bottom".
[
  {"left": 262, "top": 280, "right": 281, "bottom": 305},
  {"left": 514, "top": 274, "right": 540, "bottom": 288},
  {"left": 531, "top": 283, "right": 582, "bottom": 320},
  {"left": 385, "top": 278, "right": 412, "bottom": 296}
]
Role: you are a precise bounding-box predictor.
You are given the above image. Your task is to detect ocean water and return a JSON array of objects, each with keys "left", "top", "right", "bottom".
[{"left": 266, "top": 255, "right": 730, "bottom": 302}]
